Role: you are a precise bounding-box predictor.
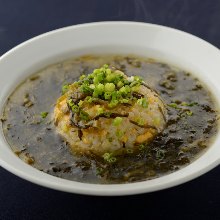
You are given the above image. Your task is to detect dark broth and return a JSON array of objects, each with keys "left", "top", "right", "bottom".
[{"left": 1, "top": 55, "right": 218, "bottom": 184}]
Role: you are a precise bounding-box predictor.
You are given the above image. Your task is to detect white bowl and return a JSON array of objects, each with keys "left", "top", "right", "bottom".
[{"left": 0, "top": 22, "right": 220, "bottom": 196}]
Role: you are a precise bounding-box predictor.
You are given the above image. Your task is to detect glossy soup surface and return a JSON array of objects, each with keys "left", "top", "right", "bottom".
[{"left": 1, "top": 55, "right": 218, "bottom": 184}]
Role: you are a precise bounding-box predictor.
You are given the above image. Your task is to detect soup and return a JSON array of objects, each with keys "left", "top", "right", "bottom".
[{"left": 1, "top": 55, "right": 218, "bottom": 184}]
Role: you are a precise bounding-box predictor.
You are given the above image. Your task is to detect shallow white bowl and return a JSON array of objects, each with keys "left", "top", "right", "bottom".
[{"left": 0, "top": 22, "right": 220, "bottom": 196}]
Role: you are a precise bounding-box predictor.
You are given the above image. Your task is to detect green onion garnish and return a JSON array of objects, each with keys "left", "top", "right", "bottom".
[
  {"left": 103, "top": 153, "right": 117, "bottom": 163},
  {"left": 41, "top": 112, "right": 48, "bottom": 119}
]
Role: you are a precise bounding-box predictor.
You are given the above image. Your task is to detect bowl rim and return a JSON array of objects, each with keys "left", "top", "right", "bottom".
[
  {"left": 0, "top": 21, "right": 220, "bottom": 196},
  {"left": 1, "top": 21, "right": 220, "bottom": 60}
]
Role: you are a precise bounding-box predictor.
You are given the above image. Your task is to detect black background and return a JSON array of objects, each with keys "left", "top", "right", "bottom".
[{"left": 0, "top": 0, "right": 220, "bottom": 219}]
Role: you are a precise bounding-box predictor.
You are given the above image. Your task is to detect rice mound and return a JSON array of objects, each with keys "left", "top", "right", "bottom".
[{"left": 54, "top": 67, "right": 167, "bottom": 156}]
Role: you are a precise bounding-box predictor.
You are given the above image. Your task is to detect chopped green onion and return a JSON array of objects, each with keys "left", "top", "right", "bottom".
[
  {"left": 137, "top": 98, "right": 148, "bottom": 108},
  {"left": 131, "top": 85, "right": 140, "bottom": 92},
  {"left": 103, "top": 153, "right": 117, "bottom": 163},
  {"left": 136, "top": 117, "right": 145, "bottom": 126},
  {"left": 78, "top": 100, "right": 84, "bottom": 107},
  {"left": 93, "top": 69, "right": 100, "bottom": 74},
  {"left": 130, "top": 81, "right": 139, "bottom": 87},
  {"left": 93, "top": 83, "right": 105, "bottom": 97},
  {"left": 89, "top": 84, "right": 95, "bottom": 89},
  {"left": 123, "top": 80, "right": 129, "bottom": 85},
  {"left": 139, "top": 144, "right": 146, "bottom": 150},
  {"left": 41, "top": 111, "right": 48, "bottom": 119},
  {"left": 67, "top": 65, "right": 151, "bottom": 113},
  {"left": 105, "top": 83, "right": 115, "bottom": 92},
  {"left": 155, "top": 149, "right": 166, "bottom": 160},
  {"left": 119, "top": 86, "right": 127, "bottom": 94},
  {"left": 71, "top": 105, "right": 79, "bottom": 113},
  {"left": 96, "top": 167, "right": 104, "bottom": 176},
  {"left": 117, "top": 81, "right": 124, "bottom": 88},
  {"left": 126, "top": 149, "right": 133, "bottom": 154},
  {"left": 103, "top": 112, "right": 112, "bottom": 118},
  {"left": 97, "top": 107, "right": 104, "bottom": 115},
  {"left": 111, "top": 91, "right": 117, "bottom": 100},
  {"left": 114, "top": 70, "right": 124, "bottom": 76},
  {"left": 80, "top": 74, "right": 86, "bottom": 80},
  {"left": 93, "top": 76, "right": 99, "bottom": 84},
  {"left": 80, "top": 84, "right": 93, "bottom": 94},
  {"left": 186, "top": 110, "right": 193, "bottom": 116},
  {"left": 103, "top": 64, "right": 109, "bottom": 69},
  {"left": 96, "top": 83, "right": 105, "bottom": 93},
  {"left": 113, "top": 117, "right": 123, "bottom": 126},
  {"left": 124, "top": 85, "right": 131, "bottom": 93},
  {"left": 181, "top": 102, "right": 198, "bottom": 107},
  {"left": 120, "top": 99, "right": 129, "bottom": 103},
  {"left": 79, "top": 110, "right": 90, "bottom": 121},
  {"left": 104, "top": 92, "right": 112, "bottom": 100},
  {"left": 96, "top": 72, "right": 104, "bottom": 82},
  {"left": 168, "top": 103, "right": 178, "bottom": 109},
  {"left": 108, "top": 100, "right": 118, "bottom": 108},
  {"left": 92, "top": 90, "right": 99, "bottom": 98},
  {"left": 62, "top": 84, "right": 69, "bottom": 94},
  {"left": 116, "top": 130, "right": 124, "bottom": 137},
  {"left": 67, "top": 99, "right": 74, "bottom": 107},
  {"left": 134, "top": 76, "right": 142, "bottom": 82},
  {"left": 106, "top": 74, "right": 115, "bottom": 82},
  {"left": 106, "top": 68, "right": 111, "bottom": 75},
  {"left": 86, "top": 96, "right": 93, "bottom": 103}
]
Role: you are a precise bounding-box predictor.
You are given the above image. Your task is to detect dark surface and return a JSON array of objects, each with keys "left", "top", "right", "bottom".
[{"left": 0, "top": 0, "right": 220, "bottom": 219}]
